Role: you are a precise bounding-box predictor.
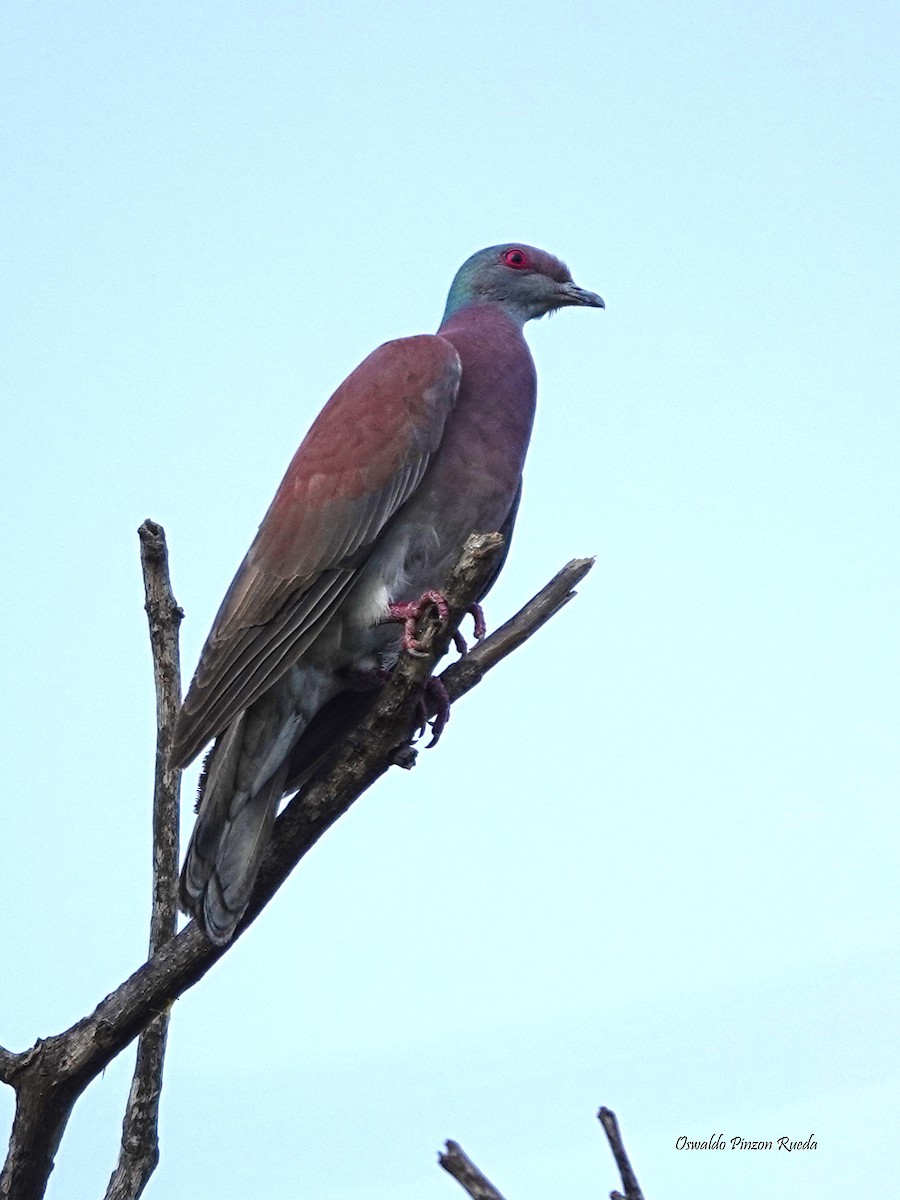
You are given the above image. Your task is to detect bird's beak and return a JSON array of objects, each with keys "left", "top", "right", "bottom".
[{"left": 555, "top": 281, "right": 605, "bottom": 309}]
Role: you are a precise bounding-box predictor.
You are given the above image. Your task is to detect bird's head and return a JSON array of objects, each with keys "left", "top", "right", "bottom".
[{"left": 441, "top": 243, "right": 604, "bottom": 327}]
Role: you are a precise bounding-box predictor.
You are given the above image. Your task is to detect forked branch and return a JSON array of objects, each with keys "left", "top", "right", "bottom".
[{"left": 0, "top": 530, "right": 594, "bottom": 1200}]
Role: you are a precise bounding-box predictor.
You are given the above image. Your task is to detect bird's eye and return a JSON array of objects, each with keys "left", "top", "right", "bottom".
[{"left": 502, "top": 248, "right": 531, "bottom": 270}]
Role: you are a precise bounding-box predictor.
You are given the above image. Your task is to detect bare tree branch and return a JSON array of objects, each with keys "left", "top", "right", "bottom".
[
  {"left": 137, "top": 519, "right": 183, "bottom": 959},
  {"left": 438, "top": 1141, "right": 508, "bottom": 1200},
  {"left": 439, "top": 1106, "right": 646, "bottom": 1200},
  {"left": 0, "top": 532, "right": 594, "bottom": 1200},
  {"left": 436, "top": 554, "right": 594, "bottom": 709},
  {"left": 104, "top": 521, "right": 184, "bottom": 1200},
  {"left": 598, "top": 1107, "right": 646, "bottom": 1200}
]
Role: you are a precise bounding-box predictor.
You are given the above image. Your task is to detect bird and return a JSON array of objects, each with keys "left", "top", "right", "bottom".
[{"left": 171, "top": 243, "right": 604, "bottom": 944}]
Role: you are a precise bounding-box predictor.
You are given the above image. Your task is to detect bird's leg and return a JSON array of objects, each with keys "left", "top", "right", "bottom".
[
  {"left": 451, "top": 602, "right": 487, "bottom": 655},
  {"left": 385, "top": 589, "right": 450, "bottom": 656}
]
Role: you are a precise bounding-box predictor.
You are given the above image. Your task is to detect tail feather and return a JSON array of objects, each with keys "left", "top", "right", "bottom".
[
  {"left": 199, "top": 772, "right": 283, "bottom": 944},
  {"left": 179, "top": 713, "right": 287, "bottom": 946}
]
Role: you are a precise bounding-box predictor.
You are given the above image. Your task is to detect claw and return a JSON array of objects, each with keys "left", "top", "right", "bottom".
[
  {"left": 424, "top": 676, "right": 451, "bottom": 747},
  {"left": 411, "top": 675, "right": 451, "bottom": 748},
  {"left": 469, "top": 601, "right": 487, "bottom": 641},
  {"left": 451, "top": 602, "right": 487, "bottom": 656}
]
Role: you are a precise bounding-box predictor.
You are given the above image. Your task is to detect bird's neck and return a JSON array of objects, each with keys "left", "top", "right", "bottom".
[
  {"left": 435, "top": 302, "right": 537, "bottom": 444},
  {"left": 438, "top": 300, "right": 528, "bottom": 339}
]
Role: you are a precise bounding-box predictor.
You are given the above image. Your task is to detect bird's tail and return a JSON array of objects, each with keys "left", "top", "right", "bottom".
[{"left": 179, "top": 713, "right": 286, "bottom": 946}]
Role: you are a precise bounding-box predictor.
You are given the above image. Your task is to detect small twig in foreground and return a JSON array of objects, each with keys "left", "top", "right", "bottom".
[
  {"left": 438, "top": 1141, "right": 508, "bottom": 1200},
  {"left": 598, "top": 1107, "right": 646, "bottom": 1200},
  {"left": 438, "top": 1105, "right": 646, "bottom": 1200}
]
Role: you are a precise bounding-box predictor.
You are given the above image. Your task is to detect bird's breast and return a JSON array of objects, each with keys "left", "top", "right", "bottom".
[
  {"left": 317, "top": 308, "right": 538, "bottom": 659},
  {"left": 361, "top": 312, "right": 537, "bottom": 610}
]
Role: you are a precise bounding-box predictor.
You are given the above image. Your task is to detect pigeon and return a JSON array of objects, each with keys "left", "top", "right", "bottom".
[{"left": 171, "top": 243, "right": 603, "bottom": 943}]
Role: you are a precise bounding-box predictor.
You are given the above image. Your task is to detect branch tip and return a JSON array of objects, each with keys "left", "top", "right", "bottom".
[
  {"left": 438, "top": 1140, "right": 507, "bottom": 1200},
  {"left": 597, "top": 1107, "right": 645, "bottom": 1200}
]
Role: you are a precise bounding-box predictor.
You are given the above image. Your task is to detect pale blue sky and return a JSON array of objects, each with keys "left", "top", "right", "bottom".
[{"left": 2, "top": 2, "right": 898, "bottom": 1197}]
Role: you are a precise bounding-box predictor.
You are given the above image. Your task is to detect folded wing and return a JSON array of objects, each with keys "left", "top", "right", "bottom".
[{"left": 171, "top": 334, "right": 462, "bottom": 767}]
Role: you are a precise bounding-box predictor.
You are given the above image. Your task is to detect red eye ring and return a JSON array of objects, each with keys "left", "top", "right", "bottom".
[{"left": 502, "top": 248, "right": 531, "bottom": 270}]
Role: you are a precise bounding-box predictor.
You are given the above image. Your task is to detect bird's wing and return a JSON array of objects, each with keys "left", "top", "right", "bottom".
[{"left": 171, "top": 334, "right": 461, "bottom": 767}]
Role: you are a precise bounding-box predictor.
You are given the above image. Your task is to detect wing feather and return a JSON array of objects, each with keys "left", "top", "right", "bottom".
[
  {"left": 171, "top": 334, "right": 461, "bottom": 767},
  {"left": 179, "top": 571, "right": 352, "bottom": 760}
]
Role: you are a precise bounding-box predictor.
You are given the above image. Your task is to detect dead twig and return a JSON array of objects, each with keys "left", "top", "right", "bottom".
[
  {"left": 598, "top": 1107, "right": 646, "bottom": 1200},
  {"left": 104, "top": 520, "right": 184, "bottom": 1200},
  {"left": 438, "top": 1141, "right": 508, "bottom": 1200},
  {"left": 438, "top": 1105, "right": 646, "bottom": 1200}
]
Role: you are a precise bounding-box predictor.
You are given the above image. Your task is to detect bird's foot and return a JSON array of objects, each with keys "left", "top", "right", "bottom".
[
  {"left": 451, "top": 602, "right": 487, "bottom": 655},
  {"left": 386, "top": 590, "right": 450, "bottom": 656},
  {"left": 413, "top": 675, "right": 451, "bottom": 748},
  {"left": 389, "top": 675, "right": 451, "bottom": 767}
]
